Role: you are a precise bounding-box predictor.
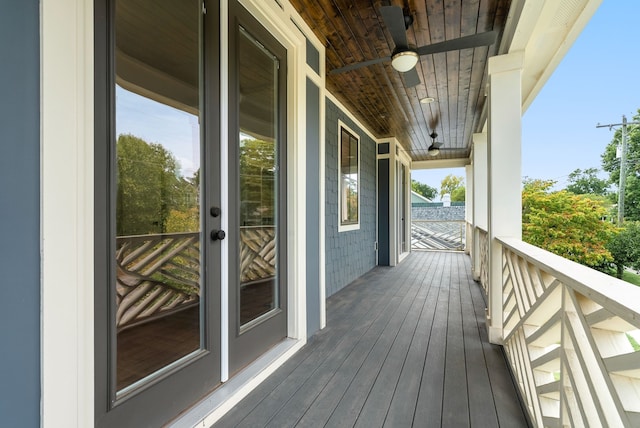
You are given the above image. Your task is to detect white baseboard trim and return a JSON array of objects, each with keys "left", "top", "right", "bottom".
[{"left": 168, "top": 338, "right": 304, "bottom": 428}]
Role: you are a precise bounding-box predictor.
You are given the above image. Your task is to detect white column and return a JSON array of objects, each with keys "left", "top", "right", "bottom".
[
  {"left": 465, "top": 164, "right": 473, "bottom": 255},
  {"left": 472, "top": 132, "right": 487, "bottom": 282},
  {"left": 487, "top": 52, "right": 524, "bottom": 344}
]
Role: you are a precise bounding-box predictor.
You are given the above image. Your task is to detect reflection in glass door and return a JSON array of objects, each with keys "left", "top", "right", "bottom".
[
  {"left": 237, "top": 27, "right": 280, "bottom": 330},
  {"left": 113, "top": 0, "right": 204, "bottom": 393},
  {"left": 228, "top": 1, "right": 287, "bottom": 374},
  {"left": 114, "top": 87, "right": 202, "bottom": 391},
  {"left": 110, "top": 0, "right": 220, "bottom": 402}
]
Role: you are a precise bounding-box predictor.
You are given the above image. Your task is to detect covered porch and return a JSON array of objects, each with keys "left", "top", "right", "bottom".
[
  {"left": 28, "top": 0, "right": 640, "bottom": 427},
  {"left": 209, "top": 251, "right": 528, "bottom": 427}
]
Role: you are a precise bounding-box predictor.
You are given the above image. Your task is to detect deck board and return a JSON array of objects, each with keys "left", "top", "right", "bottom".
[{"left": 213, "top": 251, "right": 529, "bottom": 427}]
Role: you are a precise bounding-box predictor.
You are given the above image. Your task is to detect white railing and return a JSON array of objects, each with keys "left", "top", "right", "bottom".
[
  {"left": 465, "top": 221, "right": 473, "bottom": 253},
  {"left": 478, "top": 227, "right": 489, "bottom": 294},
  {"left": 497, "top": 237, "right": 640, "bottom": 427}
]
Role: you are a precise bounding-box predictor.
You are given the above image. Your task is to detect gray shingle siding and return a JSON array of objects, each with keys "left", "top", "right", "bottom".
[{"left": 325, "top": 99, "right": 377, "bottom": 297}]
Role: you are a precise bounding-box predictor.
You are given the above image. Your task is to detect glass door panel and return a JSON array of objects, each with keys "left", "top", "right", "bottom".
[
  {"left": 113, "top": 0, "right": 203, "bottom": 395},
  {"left": 96, "top": 1, "right": 221, "bottom": 426},
  {"left": 237, "top": 27, "right": 280, "bottom": 330},
  {"left": 228, "top": 0, "right": 287, "bottom": 374}
]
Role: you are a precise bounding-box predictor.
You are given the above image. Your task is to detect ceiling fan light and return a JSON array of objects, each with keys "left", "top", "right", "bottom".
[
  {"left": 391, "top": 50, "right": 419, "bottom": 72},
  {"left": 428, "top": 145, "right": 440, "bottom": 156}
]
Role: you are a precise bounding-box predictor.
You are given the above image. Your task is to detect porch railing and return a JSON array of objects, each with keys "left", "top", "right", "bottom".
[
  {"left": 411, "top": 220, "right": 465, "bottom": 251},
  {"left": 497, "top": 237, "right": 640, "bottom": 427},
  {"left": 116, "top": 232, "right": 201, "bottom": 331},
  {"left": 115, "top": 227, "right": 276, "bottom": 330},
  {"left": 478, "top": 227, "right": 489, "bottom": 294}
]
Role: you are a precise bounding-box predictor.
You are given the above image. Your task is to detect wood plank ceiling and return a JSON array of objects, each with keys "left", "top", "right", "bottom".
[{"left": 289, "top": 0, "right": 512, "bottom": 162}]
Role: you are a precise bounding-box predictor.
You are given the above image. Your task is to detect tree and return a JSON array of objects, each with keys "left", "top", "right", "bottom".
[
  {"left": 117, "top": 134, "right": 198, "bottom": 235},
  {"left": 522, "top": 179, "right": 617, "bottom": 269},
  {"left": 239, "top": 137, "right": 277, "bottom": 226},
  {"left": 165, "top": 207, "right": 200, "bottom": 233},
  {"left": 606, "top": 221, "right": 640, "bottom": 279},
  {"left": 601, "top": 109, "right": 640, "bottom": 221},
  {"left": 440, "top": 174, "right": 464, "bottom": 198},
  {"left": 411, "top": 179, "right": 437, "bottom": 200},
  {"left": 566, "top": 167, "right": 610, "bottom": 196},
  {"left": 451, "top": 186, "right": 465, "bottom": 202}
]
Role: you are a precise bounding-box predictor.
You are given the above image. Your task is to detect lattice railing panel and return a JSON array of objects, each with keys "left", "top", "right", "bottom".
[
  {"left": 239, "top": 226, "right": 276, "bottom": 283},
  {"left": 115, "top": 227, "right": 277, "bottom": 330},
  {"left": 499, "top": 238, "right": 640, "bottom": 427},
  {"left": 116, "top": 232, "right": 201, "bottom": 330}
]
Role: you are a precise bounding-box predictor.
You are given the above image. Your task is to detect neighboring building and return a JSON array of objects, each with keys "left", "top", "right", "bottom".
[
  {"left": 4, "top": 1, "right": 639, "bottom": 427},
  {"left": 411, "top": 190, "right": 432, "bottom": 205}
]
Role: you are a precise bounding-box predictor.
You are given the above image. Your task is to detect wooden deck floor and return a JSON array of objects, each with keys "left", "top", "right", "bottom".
[{"left": 214, "top": 251, "right": 530, "bottom": 427}]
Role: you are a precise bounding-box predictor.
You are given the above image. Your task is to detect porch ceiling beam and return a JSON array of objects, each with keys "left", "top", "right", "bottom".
[{"left": 411, "top": 158, "right": 470, "bottom": 170}]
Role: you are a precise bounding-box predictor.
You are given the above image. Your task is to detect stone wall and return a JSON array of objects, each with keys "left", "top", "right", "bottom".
[{"left": 412, "top": 205, "right": 466, "bottom": 221}]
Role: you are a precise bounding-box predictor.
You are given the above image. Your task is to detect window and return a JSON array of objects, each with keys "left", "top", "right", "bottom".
[{"left": 338, "top": 121, "right": 359, "bottom": 230}]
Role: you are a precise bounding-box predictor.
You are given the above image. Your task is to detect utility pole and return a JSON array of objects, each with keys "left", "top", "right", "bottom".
[{"left": 597, "top": 115, "right": 640, "bottom": 224}]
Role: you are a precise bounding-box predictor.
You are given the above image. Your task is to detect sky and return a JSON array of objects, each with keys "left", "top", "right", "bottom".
[
  {"left": 412, "top": 0, "right": 640, "bottom": 198},
  {"left": 116, "top": 85, "right": 201, "bottom": 178}
]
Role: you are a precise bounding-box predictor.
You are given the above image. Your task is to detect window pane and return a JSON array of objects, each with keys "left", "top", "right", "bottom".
[
  {"left": 114, "top": 0, "right": 202, "bottom": 393},
  {"left": 237, "top": 27, "right": 280, "bottom": 328},
  {"left": 340, "top": 128, "right": 359, "bottom": 225}
]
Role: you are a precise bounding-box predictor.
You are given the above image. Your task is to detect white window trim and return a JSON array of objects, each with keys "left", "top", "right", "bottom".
[{"left": 337, "top": 120, "right": 360, "bottom": 232}]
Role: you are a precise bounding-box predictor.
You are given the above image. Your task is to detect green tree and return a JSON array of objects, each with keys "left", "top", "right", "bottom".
[
  {"left": 451, "top": 186, "right": 465, "bottom": 202},
  {"left": 239, "top": 137, "right": 277, "bottom": 226},
  {"left": 601, "top": 109, "right": 640, "bottom": 221},
  {"left": 440, "top": 174, "right": 464, "bottom": 198},
  {"left": 117, "top": 134, "right": 198, "bottom": 235},
  {"left": 566, "top": 167, "right": 610, "bottom": 196},
  {"left": 411, "top": 179, "right": 437, "bottom": 200},
  {"left": 522, "top": 179, "right": 616, "bottom": 269},
  {"left": 606, "top": 221, "right": 640, "bottom": 279},
  {"left": 165, "top": 207, "right": 200, "bottom": 233}
]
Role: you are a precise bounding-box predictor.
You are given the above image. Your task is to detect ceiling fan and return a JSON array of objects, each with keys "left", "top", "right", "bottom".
[
  {"left": 425, "top": 114, "right": 461, "bottom": 157},
  {"left": 329, "top": 5, "right": 497, "bottom": 87},
  {"left": 427, "top": 131, "right": 443, "bottom": 156}
]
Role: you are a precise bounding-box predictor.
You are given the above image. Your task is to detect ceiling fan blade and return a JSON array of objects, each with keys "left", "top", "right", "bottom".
[
  {"left": 402, "top": 68, "right": 420, "bottom": 87},
  {"left": 428, "top": 113, "right": 440, "bottom": 132},
  {"left": 416, "top": 31, "right": 497, "bottom": 56},
  {"left": 380, "top": 5, "right": 409, "bottom": 49},
  {"left": 329, "top": 56, "right": 391, "bottom": 74}
]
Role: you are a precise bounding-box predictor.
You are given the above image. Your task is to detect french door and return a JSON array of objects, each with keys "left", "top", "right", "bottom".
[
  {"left": 95, "top": 0, "right": 220, "bottom": 426},
  {"left": 95, "top": 0, "right": 287, "bottom": 426},
  {"left": 227, "top": 0, "right": 288, "bottom": 375}
]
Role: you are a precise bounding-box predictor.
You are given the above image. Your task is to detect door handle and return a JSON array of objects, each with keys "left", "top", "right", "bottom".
[{"left": 210, "top": 229, "right": 226, "bottom": 241}]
